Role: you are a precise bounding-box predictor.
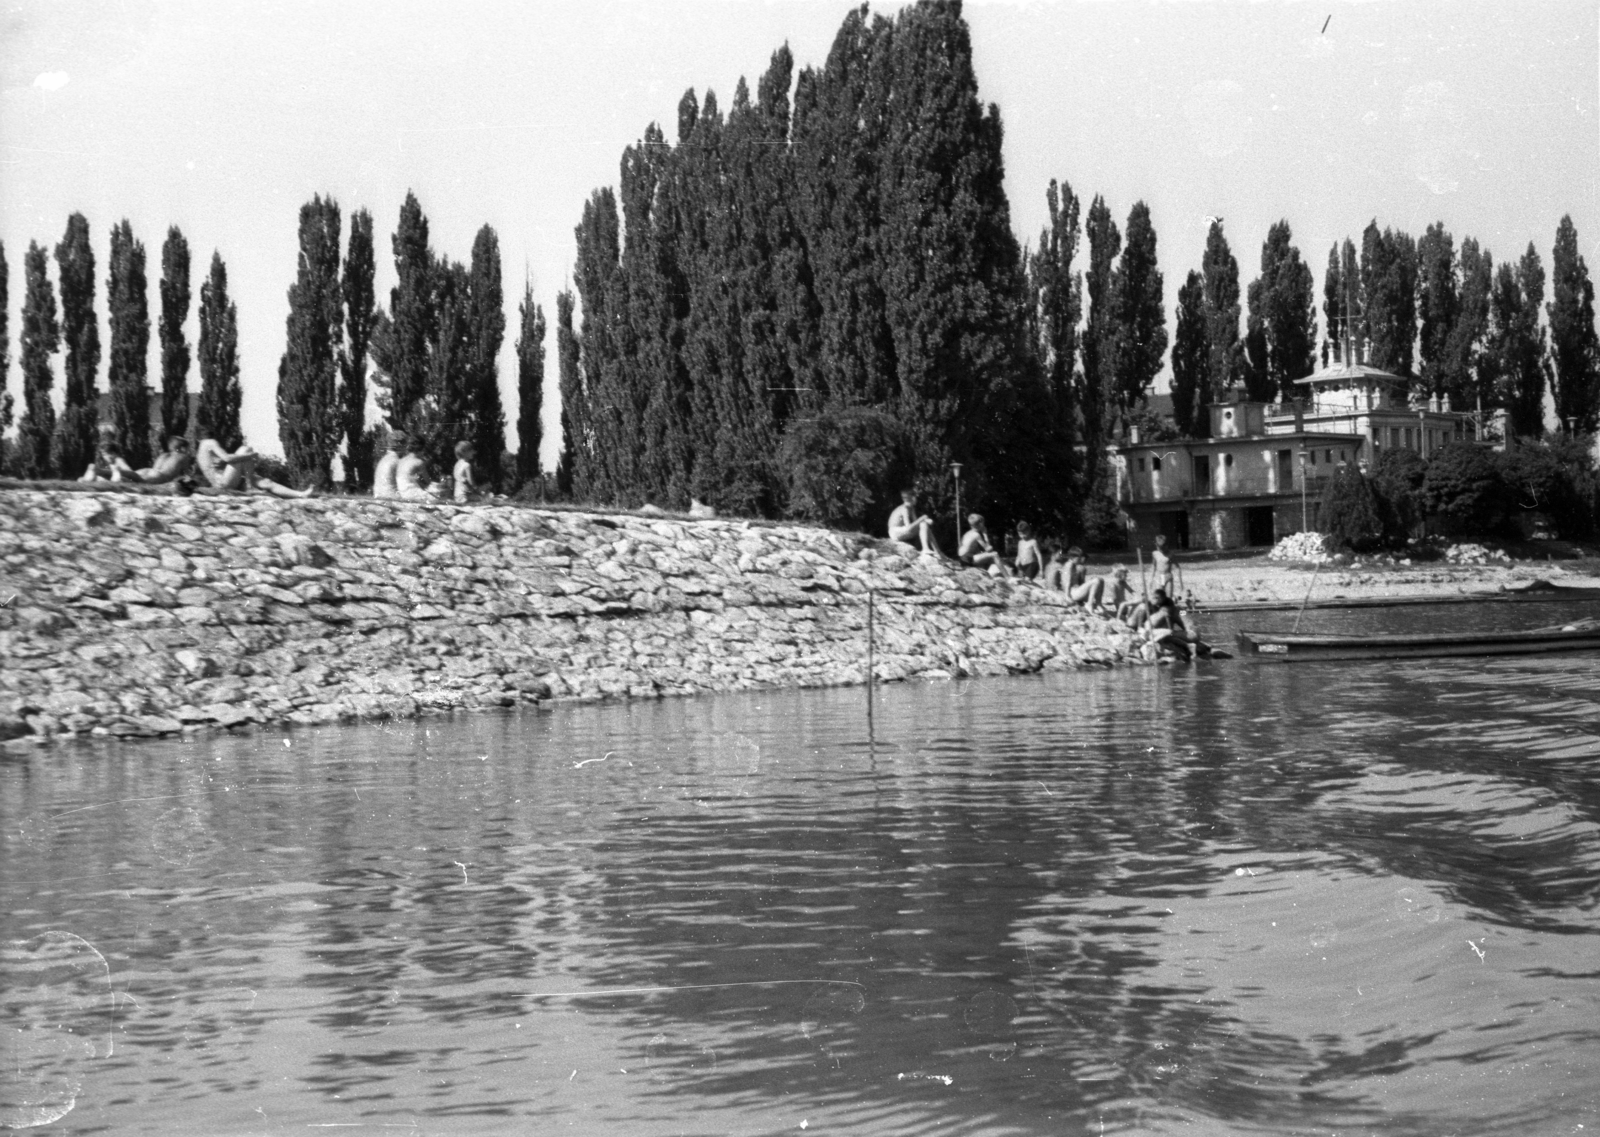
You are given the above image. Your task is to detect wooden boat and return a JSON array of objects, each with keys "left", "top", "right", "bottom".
[
  {"left": 1238, "top": 618, "right": 1600, "bottom": 661},
  {"left": 1199, "top": 580, "right": 1600, "bottom": 614}
]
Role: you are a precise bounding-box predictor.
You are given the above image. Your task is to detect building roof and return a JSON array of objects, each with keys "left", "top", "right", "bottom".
[{"left": 1294, "top": 361, "right": 1407, "bottom": 386}]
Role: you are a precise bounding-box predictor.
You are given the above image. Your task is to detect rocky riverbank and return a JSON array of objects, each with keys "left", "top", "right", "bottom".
[{"left": 0, "top": 487, "right": 1140, "bottom": 749}]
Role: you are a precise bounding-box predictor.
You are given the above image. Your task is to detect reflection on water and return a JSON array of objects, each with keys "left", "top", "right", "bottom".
[{"left": 4, "top": 632, "right": 1600, "bottom": 1134}]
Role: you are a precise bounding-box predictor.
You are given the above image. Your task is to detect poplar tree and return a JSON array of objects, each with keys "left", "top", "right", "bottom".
[
  {"left": 515, "top": 282, "right": 546, "bottom": 487},
  {"left": 158, "top": 226, "right": 191, "bottom": 440},
  {"left": 340, "top": 208, "right": 376, "bottom": 489},
  {"left": 106, "top": 220, "right": 152, "bottom": 468},
  {"left": 1487, "top": 243, "right": 1550, "bottom": 437},
  {"left": 1359, "top": 221, "right": 1418, "bottom": 380},
  {"left": 1079, "top": 194, "right": 1120, "bottom": 479},
  {"left": 1171, "top": 271, "right": 1208, "bottom": 437},
  {"left": 0, "top": 241, "right": 10, "bottom": 470},
  {"left": 1243, "top": 220, "right": 1315, "bottom": 403},
  {"left": 417, "top": 258, "right": 474, "bottom": 476},
  {"left": 196, "top": 251, "right": 242, "bottom": 449},
  {"left": 571, "top": 187, "right": 630, "bottom": 504},
  {"left": 17, "top": 243, "right": 60, "bottom": 478},
  {"left": 467, "top": 224, "right": 507, "bottom": 488},
  {"left": 1200, "top": 220, "right": 1243, "bottom": 401},
  {"left": 1029, "top": 178, "right": 1082, "bottom": 485},
  {"left": 1106, "top": 200, "right": 1167, "bottom": 423},
  {"left": 1547, "top": 215, "right": 1600, "bottom": 434},
  {"left": 53, "top": 213, "right": 101, "bottom": 478},
  {"left": 1322, "top": 239, "right": 1359, "bottom": 365},
  {"left": 1446, "top": 238, "right": 1494, "bottom": 411},
  {"left": 554, "top": 289, "right": 582, "bottom": 496},
  {"left": 1416, "top": 223, "right": 1460, "bottom": 401},
  {"left": 371, "top": 191, "right": 435, "bottom": 431},
  {"left": 277, "top": 195, "right": 343, "bottom": 487}
]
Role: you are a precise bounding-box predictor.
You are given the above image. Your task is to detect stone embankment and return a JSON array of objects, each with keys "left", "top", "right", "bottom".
[{"left": 0, "top": 488, "right": 1138, "bottom": 748}]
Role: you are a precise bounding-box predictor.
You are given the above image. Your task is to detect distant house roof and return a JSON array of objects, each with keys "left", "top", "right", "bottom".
[{"left": 1294, "top": 361, "right": 1407, "bottom": 386}]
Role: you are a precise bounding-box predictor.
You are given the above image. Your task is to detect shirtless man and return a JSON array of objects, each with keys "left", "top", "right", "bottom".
[
  {"left": 959, "top": 513, "right": 1003, "bottom": 573},
  {"left": 135, "top": 436, "right": 194, "bottom": 484},
  {"left": 1151, "top": 534, "right": 1176, "bottom": 598},
  {"left": 195, "top": 439, "right": 314, "bottom": 498},
  {"left": 1146, "top": 587, "right": 1197, "bottom": 661},
  {"left": 1013, "top": 521, "right": 1042, "bottom": 580},
  {"left": 452, "top": 440, "right": 477, "bottom": 503},
  {"left": 888, "top": 488, "right": 940, "bottom": 555},
  {"left": 1064, "top": 547, "right": 1106, "bottom": 608}
]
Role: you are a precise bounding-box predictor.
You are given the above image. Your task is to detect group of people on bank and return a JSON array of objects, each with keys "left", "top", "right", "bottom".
[{"left": 889, "top": 487, "right": 1203, "bottom": 658}]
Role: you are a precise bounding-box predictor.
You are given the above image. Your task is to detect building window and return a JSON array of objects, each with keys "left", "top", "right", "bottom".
[
  {"left": 1152, "top": 456, "right": 1162, "bottom": 471},
  {"left": 1310, "top": 450, "right": 1317, "bottom": 466},
  {"left": 1325, "top": 449, "right": 1332, "bottom": 463},
  {"left": 1137, "top": 457, "right": 1145, "bottom": 472},
  {"left": 1340, "top": 449, "right": 1347, "bottom": 462},
  {"left": 1223, "top": 453, "right": 1234, "bottom": 467}
]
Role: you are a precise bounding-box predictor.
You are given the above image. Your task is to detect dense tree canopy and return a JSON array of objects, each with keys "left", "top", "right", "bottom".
[
  {"left": 1548, "top": 215, "right": 1600, "bottom": 435},
  {"left": 341, "top": 209, "right": 377, "bottom": 489},
  {"left": 1243, "top": 220, "right": 1315, "bottom": 403},
  {"left": 197, "top": 251, "right": 242, "bottom": 450},
  {"left": 17, "top": 243, "right": 59, "bottom": 478},
  {"left": 159, "top": 226, "right": 192, "bottom": 441},
  {"left": 53, "top": 213, "right": 101, "bottom": 478},
  {"left": 277, "top": 195, "right": 343, "bottom": 487}
]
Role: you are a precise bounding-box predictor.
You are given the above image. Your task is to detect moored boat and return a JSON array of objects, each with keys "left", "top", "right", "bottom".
[{"left": 1238, "top": 618, "right": 1600, "bottom": 661}]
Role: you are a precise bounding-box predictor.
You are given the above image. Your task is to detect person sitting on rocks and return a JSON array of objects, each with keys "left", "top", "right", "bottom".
[
  {"left": 1146, "top": 587, "right": 1198, "bottom": 661},
  {"left": 396, "top": 443, "right": 435, "bottom": 501},
  {"left": 78, "top": 438, "right": 140, "bottom": 483},
  {"left": 888, "top": 487, "right": 941, "bottom": 556},
  {"left": 1104, "top": 564, "right": 1139, "bottom": 619},
  {"left": 195, "top": 438, "right": 314, "bottom": 499},
  {"left": 372, "top": 431, "right": 407, "bottom": 499},
  {"left": 133, "top": 436, "right": 194, "bottom": 485},
  {"left": 1042, "top": 545, "right": 1067, "bottom": 590},
  {"left": 452, "top": 440, "right": 478, "bottom": 503},
  {"left": 1064, "top": 547, "right": 1105, "bottom": 608},
  {"left": 959, "top": 513, "right": 1003, "bottom": 573}
]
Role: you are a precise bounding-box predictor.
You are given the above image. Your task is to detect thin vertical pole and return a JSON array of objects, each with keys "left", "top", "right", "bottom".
[{"left": 866, "top": 589, "right": 876, "bottom": 733}]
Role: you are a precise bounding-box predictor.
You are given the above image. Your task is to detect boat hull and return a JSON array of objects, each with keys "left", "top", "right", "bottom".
[{"left": 1238, "top": 626, "right": 1600, "bottom": 661}]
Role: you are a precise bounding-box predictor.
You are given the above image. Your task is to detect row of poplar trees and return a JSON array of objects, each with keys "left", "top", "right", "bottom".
[
  {"left": 272, "top": 193, "right": 547, "bottom": 491},
  {"left": 556, "top": 0, "right": 1599, "bottom": 533},
  {"left": 0, "top": 220, "right": 242, "bottom": 478},
  {"left": 1166, "top": 214, "right": 1600, "bottom": 442}
]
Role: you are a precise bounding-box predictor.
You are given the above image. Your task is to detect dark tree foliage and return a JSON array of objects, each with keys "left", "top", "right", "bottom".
[
  {"left": 1370, "top": 446, "right": 1428, "bottom": 542},
  {"left": 341, "top": 209, "right": 377, "bottom": 489},
  {"left": 467, "top": 225, "right": 507, "bottom": 489},
  {"left": 0, "top": 241, "right": 10, "bottom": 469},
  {"left": 1487, "top": 243, "right": 1551, "bottom": 438},
  {"left": 554, "top": 289, "right": 582, "bottom": 497},
  {"left": 1358, "top": 221, "right": 1417, "bottom": 380},
  {"left": 1416, "top": 222, "right": 1459, "bottom": 402},
  {"left": 53, "top": 213, "right": 101, "bottom": 478},
  {"left": 1028, "top": 178, "right": 1082, "bottom": 489},
  {"left": 1424, "top": 439, "right": 1508, "bottom": 536},
  {"left": 415, "top": 257, "right": 475, "bottom": 477},
  {"left": 17, "top": 243, "right": 60, "bottom": 478},
  {"left": 562, "top": 2, "right": 1043, "bottom": 523},
  {"left": 514, "top": 283, "right": 546, "bottom": 487},
  {"left": 1317, "top": 464, "right": 1384, "bottom": 551},
  {"left": 1447, "top": 238, "right": 1494, "bottom": 411},
  {"left": 778, "top": 404, "right": 911, "bottom": 530},
  {"left": 105, "top": 220, "right": 152, "bottom": 468},
  {"left": 1520, "top": 433, "right": 1599, "bottom": 539},
  {"left": 1321, "top": 238, "right": 1358, "bottom": 365},
  {"left": 1548, "top": 215, "right": 1600, "bottom": 435},
  {"left": 197, "top": 251, "right": 242, "bottom": 450},
  {"left": 159, "top": 226, "right": 191, "bottom": 440},
  {"left": 1200, "top": 220, "right": 1243, "bottom": 403},
  {"left": 1107, "top": 200, "right": 1166, "bottom": 424},
  {"left": 1243, "top": 220, "right": 1316, "bottom": 403},
  {"left": 371, "top": 191, "right": 435, "bottom": 432},
  {"left": 277, "top": 195, "right": 343, "bottom": 487},
  {"left": 1170, "top": 271, "right": 1208, "bottom": 438},
  {"left": 1078, "top": 194, "right": 1120, "bottom": 479}
]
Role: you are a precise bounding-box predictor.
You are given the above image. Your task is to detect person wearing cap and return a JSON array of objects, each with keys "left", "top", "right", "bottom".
[{"left": 373, "top": 432, "right": 407, "bottom": 499}]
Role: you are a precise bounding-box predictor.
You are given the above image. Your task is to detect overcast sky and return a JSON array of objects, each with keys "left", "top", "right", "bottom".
[{"left": 3, "top": 0, "right": 1595, "bottom": 470}]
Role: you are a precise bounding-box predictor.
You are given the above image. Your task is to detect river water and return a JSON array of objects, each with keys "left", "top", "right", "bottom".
[{"left": 4, "top": 607, "right": 1600, "bottom": 1135}]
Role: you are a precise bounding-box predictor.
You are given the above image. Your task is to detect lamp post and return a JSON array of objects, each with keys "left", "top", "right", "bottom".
[
  {"left": 1299, "top": 450, "right": 1308, "bottom": 532},
  {"left": 951, "top": 462, "right": 963, "bottom": 543}
]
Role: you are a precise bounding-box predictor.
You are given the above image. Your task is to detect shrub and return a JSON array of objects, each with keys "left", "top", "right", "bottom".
[
  {"left": 1498, "top": 436, "right": 1598, "bottom": 539},
  {"left": 1371, "top": 447, "right": 1428, "bottom": 543},
  {"left": 1079, "top": 492, "right": 1128, "bottom": 550},
  {"left": 778, "top": 406, "right": 914, "bottom": 531},
  {"left": 1317, "top": 464, "right": 1384, "bottom": 550},
  {"left": 1423, "top": 441, "right": 1507, "bottom": 537}
]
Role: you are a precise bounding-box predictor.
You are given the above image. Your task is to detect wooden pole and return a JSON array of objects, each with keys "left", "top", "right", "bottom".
[
  {"left": 1292, "top": 561, "right": 1324, "bottom": 633},
  {"left": 866, "top": 589, "right": 876, "bottom": 732},
  {"left": 1137, "top": 546, "right": 1149, "bottom": 603}
]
